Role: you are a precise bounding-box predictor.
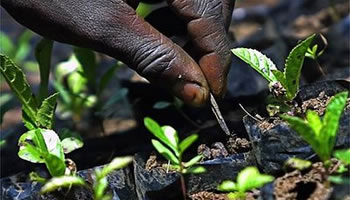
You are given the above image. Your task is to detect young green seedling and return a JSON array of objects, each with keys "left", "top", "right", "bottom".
[
  {"left": 281, "top": 91, "right": 348, "bottom": 164},
  {"left": 40, "top": 156, "right": 133, "bottom": 200},
  {"left": 232, "top": 34, "right": 315, "bottom": 102},
  {"left": 1, "top": 48, "right": 83, "bottom": 177},
  {"left": 144, "top": 117, "right": 205, "bottom": 199},
  {"left": 328, "top": 148, "right": 350, "bottom": 185},
  {"left": 217, "top": 166, "right": 274, "bottom": 199}
]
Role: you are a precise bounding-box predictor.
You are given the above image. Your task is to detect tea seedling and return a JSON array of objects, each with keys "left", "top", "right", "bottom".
[
  {"left": 282, "top": 91, "right": 348, "bottom": 163},
  {"left": 232, "top": 34, "right": 315, "bottom": 103},
  {"left": 217, "top": 166, "right": 274, "bottom": 199},
  {"left": 40, "top": 156, "right": 133, "bottom": 200},
  {"left": 1, "top": 43, "right": 83, "bottom": 177},
  {"left": 144, "top": 117, "right": 205, "bottom": 199}
]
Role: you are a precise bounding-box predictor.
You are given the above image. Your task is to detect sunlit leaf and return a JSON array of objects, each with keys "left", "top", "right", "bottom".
[
  {"left": 284, "top": 34, "right": 315, "bottom": 100},
  {"left": 334, "top": 149, "right": 350, "bottom": 165},
  {"left": 231, "top": 48, "right": 278, "bottom": 83},
  {"left": 179, "top": 134, "right": 198, "bottom": 154},
  {"left": 184, "top": 155, "right": 202, "bottom": 168},
  {"left": 0, "top": 54, "right": 38, "bottom": 127},
  {"left": 61, "top": 137, "right": 84, "bottom": 154},
  {"left": 217, "top": 180, "right": 237, "bottom": 192},
  {"left": 151, "top": 139, "right": 179, "bottom": 165},
  {"left": 99, "top": 156, "right": 133, "bottom": 178},
  {"left": 37, "top": 93, "right": 58, "bottom": 129},
  {"left": 41, "top": 175, "right": 86, "bottom": 194},
  {"left": 236, "top": 166, "right": 274, "bottom": 193}
]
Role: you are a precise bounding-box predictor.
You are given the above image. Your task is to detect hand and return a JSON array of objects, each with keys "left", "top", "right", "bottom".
[{"left": 1, "top": 0, "right": 234, "bottom": 106}]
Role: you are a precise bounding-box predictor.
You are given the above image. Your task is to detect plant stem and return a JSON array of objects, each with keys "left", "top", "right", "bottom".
[{"left": 179, "top": 156, "right": 187, "bottom": 200}]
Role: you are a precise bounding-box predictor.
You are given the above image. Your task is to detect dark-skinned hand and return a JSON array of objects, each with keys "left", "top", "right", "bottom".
[{"left": 1, "top": 0, "right": 234, "bottom": 106}]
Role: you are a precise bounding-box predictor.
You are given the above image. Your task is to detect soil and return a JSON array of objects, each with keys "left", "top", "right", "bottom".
[
  {"left": 274, "top": 159, "right": 342, "bottom": 200},
  {"left": 256, "top": 90, "right": 350, "bottom": 131}
]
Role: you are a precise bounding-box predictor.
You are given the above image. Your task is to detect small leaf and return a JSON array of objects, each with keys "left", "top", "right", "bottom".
[
  {"left": 29, "top": 171, "right": 47, "bottom": 184},
  {"left": 236, "top": 166, "right": 274, "bottom": 193},
  {"left": 153, "top": 101, "right": 171, "bottom": 109},
  {"left": 0, "top": 54, "right": 38, "bottom": 127},
  {"left": 328, "top": 176, "right": 350, "bottom": 185},
  {"left": 14, "top": 30, "right": 33, "bottom": 63},
  {"left": 281, "top": 114, "right": 320, "bottom": 158},
  {"left": 151, "top": 140, "right": 179, "bottom": 165},
  {"left": 18, "top": 129, "right": 47, "bottom": 163},
  {"left": 61, "top": 137, "right": 84, "bottom": 154},
  {"left": 37, "top": 93, "right": 58, "bottom": 129},
  {"left": 185, "top": 166, "right": 206, "bottom": 174},
  {"left": 41, "top": 129, "right": 64, "bottom": 160},
  {"left": 0, "top": 32, "right": 15, "bottom": 57},
  {"left": 284, "top": 157, "right": 312, "bottom": 171},
  {"left": 184, "top": 154, "right": 202, "bottom": 168},
  {"left": 144, "top": 117, "right": 173, "bottom": 150},
  {"left": 35, "top": 38, "right": 53, "bottom": 104},
  {"left": 306, "top": 110, "right": 322, "bottom": 135},
  {"left": 41, "top": 175, "right": 86, "bottom": 194},
  {"left": 179, "top": 134, "right": 198, "bottom": 154},
  {"left": 217, "top": 180, "right": 237, "bottom": 192},
  {"left": 284, "top": 34, "right": 315, "bottom": 100},
  {"left": 161, "top": 125, "right": 179, "bottom": 152},
  {"left": 99, "top": 156, "right": 133, "bottom": 178},
  {"left": 94, "top": 175, "right": 109, "bottom": 200},
  {"left": 232, "top": 48, "right": 278, "bottom": 83},
  {"left": 45, "top": 154, "right": 66, "bottom": 177},
  {"left": 320, "top": 91, "right": 348, "bottom": 161},
  {"left": 334, "top": 149, "right": 350, "bottom": 165},
  {"left": 74, "top": 47, "right": 96, "bottom": 88}
]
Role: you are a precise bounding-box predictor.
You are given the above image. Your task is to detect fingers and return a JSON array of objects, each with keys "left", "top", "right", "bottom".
[
  {"left": 167, "top": 0, "right": 234, "bottom": 98},
  {"left": 1, "top": 0, "right": 210, "bottom": 106}
]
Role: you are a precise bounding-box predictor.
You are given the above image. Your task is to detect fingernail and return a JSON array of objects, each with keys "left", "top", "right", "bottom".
[{"left": 174, "top": 82, "right": 209, "bottom": 107}]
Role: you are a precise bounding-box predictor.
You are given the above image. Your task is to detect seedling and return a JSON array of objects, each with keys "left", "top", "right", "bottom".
[
  {"left": 232, "top": 34, "right": 315, "bottom": 113},
  {"left": 281, "top": 91, "right": 348, "bottom": 164},
  {"left": 40, "top": 156, "right": 133, "bottom": 200},
  {"left": 217, "top": 166, "right": 274, "bottom": 199},
  {"left": 1, "top": 45, "right": 83, "bottom": 177},
  {"left": 144, "top": 117, "right": 205, "bottom": 200}
]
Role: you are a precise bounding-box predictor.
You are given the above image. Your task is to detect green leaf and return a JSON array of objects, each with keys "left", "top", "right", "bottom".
[
  {"left": 320, "top": 91, "right": 348, "bottom": 161},
  {"left": 328, "top": 176, "right": 350, "bottom": 185},
  {"left": 41, "top": 129, "right": 64, "bottom": 160},
  {"left": 151, "top": 139, "right": 179, "bottom": 165},
  {"left": 18, "top": 129, "right": 47, "bottom": 163},
  {"left": 284, "top": 34, "right": 315, "bottom": 100},
  {"left": 52, "top": 81, "right": 71, "bottom": 106},
  {"left": 0, "top": 32, "right": 15, "bottom": 57},
  {"left": 14, "top": 30, "right": 33, "bottom": 63},
  {"left": 0, "top": 140, "right": 6, "bottom": 148},
  {"left": 35, "top": 38, "right": 53, "bottom": 104},
  {"left": 227, "top": 192, "right": 246, "bottom": 199},
  {"left": 284, "top": 157, "right": 312, "bottom": 171},
  {"left": 153, "top": 101, "right": 171, "bottom": 109},
  {"left": 45, "top": 153, "right": 66, "bottom": 177},
  {"left": 99, "top": 156, "right": 133, "bottom": 178},
  {"left": 161, "top": 125, "right": 179, "bottom": 152},
  {"left": 29, "top": 171, "right": 47, "bottom": 184},
  {"left": 74, "top": 47, "right": 96, "bottom": 88},
  {"left": 236, "top": 166, "right": 274, "bottom": 193},
  {"left": 37, "top": 93, "right": 58, "bottom": 129},
  {"left": 281, "top": 114, "right": 320, "bottom": 157},
  {"left": 0, "top": 54, "right": 38, "bottom": 127},
  {"left": 41, "top": 175, "right": 86, "bottom": 194},
  {"left": 217, "top": 180, "right": 237, "bottom": 192},
  {"left": 231, "top": 48, "right": 278, "bottom": 83},
  {"left": 144, "top": 117, "right": 174, "bottom": 150},
  {"left": 185, "top": 166, "right": 206, "bottom": 174},
  {"left": 94, "top": 174, "right": 108, "bottom": 200},
  {"left": 61, "top": 137, "right": 84, "bottom": 154},
  {"left": 306, "top": 110, "right": 322, "bottom": 135},
  {"left": 184, "top": 154, "right": 202, "bottom": 168},
  {"left": 98, "top": 63, "right": 120, "bottom": 94},
  {"left": 334, "top": 149, "right": 350, "bottom": 165},
  {"left": 179, "top": 134, "right": 198, "bottom": 154}
]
